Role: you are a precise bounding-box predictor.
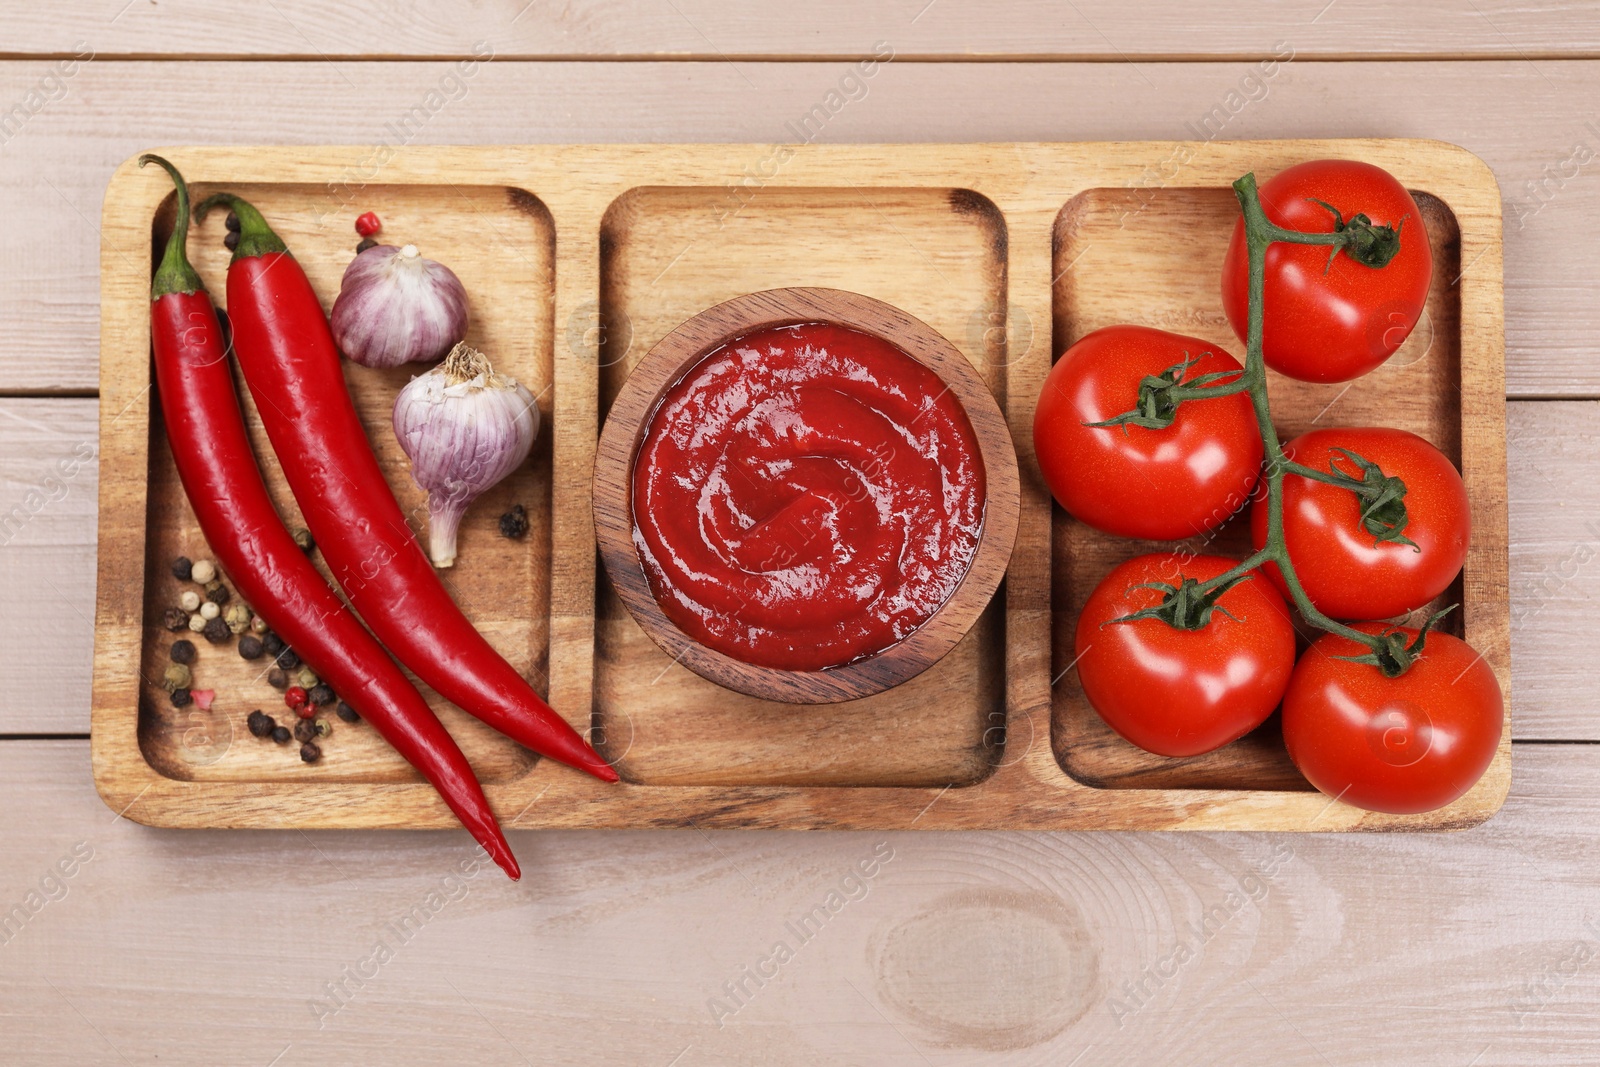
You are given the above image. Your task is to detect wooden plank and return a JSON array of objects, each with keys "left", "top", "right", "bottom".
[
  {"left": 5, "top": 1, "right": 1600, "bottom": 60},
  {"left": 9, "top": 396, "right": 1587, "bottom": 742},
  {"left": 0, "top": 737, "right": 1596, "bottom": 1063},
  {"left": 1508, "top": 401, "right": 1600, "bottom": 740},
  {"left": 0, "top": 398, "right": 97, "bottom": 734},
  {"left": 0, "top": 58, "right": 1594, "bottom": 396}
]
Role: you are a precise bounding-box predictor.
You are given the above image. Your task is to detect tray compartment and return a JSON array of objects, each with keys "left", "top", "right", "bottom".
[
  {"left": 1048, "top": 185, "right": 1464, "bottom": 791},
  {"left": 593, "top": 185, "right": 1010, "bottom": 787},
  {"left": 136, "top": 182, "right": 554, "bottom": 785}
]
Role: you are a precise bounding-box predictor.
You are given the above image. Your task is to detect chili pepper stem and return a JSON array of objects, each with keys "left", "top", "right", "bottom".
[
  {"left": 194, "top": 192, "right": 288, "bottom": 261},
  {"left": 1180, "top": 172, "right": 1400, "bottom": 667},
  {"left": 139, "top": 155, "right": 206, "bottom": 300}
]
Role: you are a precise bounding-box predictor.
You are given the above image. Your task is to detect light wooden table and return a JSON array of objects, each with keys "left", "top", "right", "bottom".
[{"left": 3, "top": 4, "right": 1599, "bottom": 1064}]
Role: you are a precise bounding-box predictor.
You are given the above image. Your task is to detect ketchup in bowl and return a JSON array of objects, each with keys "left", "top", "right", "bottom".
[{"left": 631, "top": 322, "right": 986, "bottom": 672}]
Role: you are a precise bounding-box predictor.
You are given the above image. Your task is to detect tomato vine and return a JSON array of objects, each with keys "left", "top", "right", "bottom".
[{"left": 1113, "top": 172, "right": 1451, "bottom": 678}]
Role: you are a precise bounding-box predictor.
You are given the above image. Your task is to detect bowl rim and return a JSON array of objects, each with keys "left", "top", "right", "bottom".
[{"left": 592, "top": 286, "right": 1021, "bottom": 704}]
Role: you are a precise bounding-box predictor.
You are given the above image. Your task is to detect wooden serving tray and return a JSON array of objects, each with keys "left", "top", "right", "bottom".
[{"left": 92, "top": 141, "right": 1508, "bottom": 832}]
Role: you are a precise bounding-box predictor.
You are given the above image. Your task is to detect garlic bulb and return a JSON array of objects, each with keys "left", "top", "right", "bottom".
[
  {"left": 393, "top": 342, "right": 539, "bottom": 567},
  {"left": 331, "top": 244, "right": 469, "bottom": 368}
]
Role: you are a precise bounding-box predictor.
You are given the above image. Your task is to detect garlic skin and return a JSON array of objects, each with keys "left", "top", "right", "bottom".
[
  {"left": 393, "top": 343, "right": 540, "bottom": 567},
  {"left": 332, "top": 244, "right": 469, "bottom": 368}
]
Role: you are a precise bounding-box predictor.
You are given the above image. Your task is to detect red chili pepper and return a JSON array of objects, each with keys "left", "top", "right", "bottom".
[
  {"left": 355, "top": 211, "right": 382, "bottom": 237},
  {"left": 195, "top": 190, "right": 618, "bottom": 784},
  {"left": 139, "top": 157, "right": 520, "bottom": 879}
]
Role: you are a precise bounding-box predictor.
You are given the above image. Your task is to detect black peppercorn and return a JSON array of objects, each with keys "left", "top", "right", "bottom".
[
  {"left": 356, "top": 237, "right": 377, "bottom": 253},
  {"left": 169, "top": 687, "right": 192, "bottom": 708},
  {"left": 169, "top": 639, "right": 197, "bottom": 665},
  {"left": 225, "top": 211, "right": 241, "bottom": 233},
  {"left": 205, "top": 583, "right": 231, "bottom": 605},
  {"left": 292, "top": 527, "right": 315, "bottom": 553},
  {"left": 293, "top": 717, "right": 319, "bottom": 743},
  {"left": 202, "top": 616, "right": 231, "bottom": 644},
  {"left": 498, "top": 503, "right": 529, "bottom": 540},
  {"left": 162, "top": 606, "right": 189, "bottom": 632},
  {"left": 262, "top": 631, "right": 284, "bottom": 656},
  {"left": 307, "top": 683, "right": 335, "bottom": 707},
  {"left": 300, "top": 741, "right": 322, "bottom": 763},
  {"left": 266, "top": 667, "right": 289, "bottom": 690},
  {"left": 247, "top": 710, "right": 274, "bottom": 738},
  {"left": 271, "top": 725, "right": 292, "bottom": 744},
  {"left": 276, "top": 647, "right": 300, "bottom": 670},
  {"left": 335, "top": 701, "right": 361, "bottom": 724},
  {"left": 238, "top": 634, "right": 264, "bottom": 660},
  {"left": 171, "top": 556, "right": 193, "bottom": 581},
  {"left": 224, "top": 230, "right": 240, "bottom": 252}
]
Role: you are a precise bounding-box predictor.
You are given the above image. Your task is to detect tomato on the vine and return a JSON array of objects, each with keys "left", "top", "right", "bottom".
[
  {"left": 1221, "top": 160, "right": 1432, "bottom": 383},
  {"left": 1034, "top": 325, "right": 1262, "bottom": 540},
  {"left": 1251, "top": 427, "right": 1469, "bottom": 621},
  {"left": 1074, "top": 554, "right": 1295, "bottom": 757},
  {"left": 1282, "top": 623, "right": 1502, "bottom": 814}
]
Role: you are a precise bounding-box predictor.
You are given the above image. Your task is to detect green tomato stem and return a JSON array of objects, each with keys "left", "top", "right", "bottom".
[
  {"left": 1161, "top": 376, "right": 1254, "bottom": 403},
  {"left": 1185, "top": 173, "right": 1389, "bottom": 657},
  {"left": 1276, "top": 457, "right": 1351, "bottom": 486}
]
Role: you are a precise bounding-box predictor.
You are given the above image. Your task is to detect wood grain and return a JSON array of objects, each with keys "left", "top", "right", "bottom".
[
  {"left": 6, "top": 1, "right": 1600, "bottom": 59},
  {"left": 1, "top": 59, "right": 1598, "bottom": 396},
  {"left": 89, "top": 140, "right": 1504, "bottom": 833},
  {"left": 2, "top": 737, "right": 1599, "bottom": 1064},
  {"left": 593, "top": 286, "right": 1020, "bottom": 705}
]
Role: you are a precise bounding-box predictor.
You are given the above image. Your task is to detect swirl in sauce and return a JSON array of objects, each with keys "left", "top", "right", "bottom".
[{"left": 632, "top": 322, "right": 986, "bottom": 672}]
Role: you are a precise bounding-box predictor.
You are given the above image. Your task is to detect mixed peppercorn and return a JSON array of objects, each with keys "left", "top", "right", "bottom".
[
  {"left": 498, "top": 503, "right": 529, "bottom": 540},
  {"left": 161, "top": 553, "right": 360, "bottom": 766}
]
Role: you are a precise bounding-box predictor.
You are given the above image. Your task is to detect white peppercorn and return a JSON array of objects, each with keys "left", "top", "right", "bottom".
[
  {"left": 224, "top": 602, "right": 252, "bottom": 634},
  {"left": 179, "top": 590, "right": 202, "bottom": 612},
  {"left": 190, "top": 559, "right": 217, "bottom": 584},
  {"left": 199, "top": 601, "right": 221, "bottom": 621}
]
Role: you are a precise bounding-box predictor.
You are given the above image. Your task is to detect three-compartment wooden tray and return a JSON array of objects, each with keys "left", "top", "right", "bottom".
[{"left": 92, "top": 140, "right": 1508, "bottom": 832}]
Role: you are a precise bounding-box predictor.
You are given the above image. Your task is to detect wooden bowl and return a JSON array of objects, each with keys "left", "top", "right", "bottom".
[{"left": 593, "top": 287, "right": 1020, "bottom": 703}]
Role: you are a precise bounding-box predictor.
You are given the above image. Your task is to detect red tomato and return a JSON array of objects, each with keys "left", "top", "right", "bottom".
[
  {"left": 1222, "top": 160, "right": 1433, "bottom": 383},
  {"left": 1074, "top": 554, "right": 1296, "bottom": 757},
  {"left": 1034, "top": 325, "right": 1262, "bottom": 540},
  {"left": 1251, "top": 427, "right": 1469, "bottom": 621},
  {"left": 1282, "top": 624, "right": 1502, "bottom": 814}
]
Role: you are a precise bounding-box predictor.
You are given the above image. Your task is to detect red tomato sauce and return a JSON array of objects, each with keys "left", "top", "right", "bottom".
[{"left": 632, "top": 322, "right": 986, "bottom": 672}]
